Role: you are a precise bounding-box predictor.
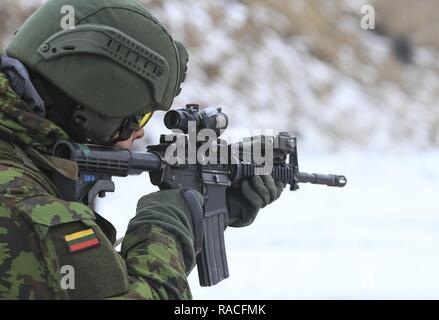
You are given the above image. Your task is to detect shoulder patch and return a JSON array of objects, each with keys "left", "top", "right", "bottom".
[{"left": 64, "top": 228, "right": 100, "bottom": 253}]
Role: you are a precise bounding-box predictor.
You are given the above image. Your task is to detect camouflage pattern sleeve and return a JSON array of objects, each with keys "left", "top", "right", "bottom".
[
  {"left": 110, "top": 224, "right": 193, "bottom": 300},
  {"left": 0, "top": 161, "right": 192, "bottom": 299},
  {"left": 0, "top": 163, "right": 88, "bottom": 299},
  {"left": 0, "top": 71, "right": 193, "bottom": 300},
  {"left": 0, "top": 72, "right": 69, "bottom": 155},
  {"left": 0, "top": 162, "right": 130, "bottom": 299}
]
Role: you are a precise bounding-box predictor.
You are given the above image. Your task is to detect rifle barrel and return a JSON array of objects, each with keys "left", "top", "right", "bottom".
[{"left": 297, "top": 172, "right": 347, "bottom": 187}]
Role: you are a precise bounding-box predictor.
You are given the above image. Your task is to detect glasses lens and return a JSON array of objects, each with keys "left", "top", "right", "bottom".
[{"left": 138, "top": 112, "right": 154, "bottom": 128}]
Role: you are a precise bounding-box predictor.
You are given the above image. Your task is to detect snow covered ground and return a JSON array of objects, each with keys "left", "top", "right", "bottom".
[{"left": 98, "top": 150, "right": 439, "bottom": 299}]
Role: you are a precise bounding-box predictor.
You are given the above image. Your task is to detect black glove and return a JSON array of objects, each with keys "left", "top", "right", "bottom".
[
  {"left": 226, "top": 175, "right": 285, "bottom": 227},
  {"left": 126, "top": 188, "right": 204, "bottom": 272}
]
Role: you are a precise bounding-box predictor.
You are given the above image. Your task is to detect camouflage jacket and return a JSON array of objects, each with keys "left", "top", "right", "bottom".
[{"left": 0, "top": 71, "right": 192, "bottom": 299}]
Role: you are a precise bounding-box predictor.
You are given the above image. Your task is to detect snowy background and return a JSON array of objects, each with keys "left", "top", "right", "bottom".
[{"left": 2, "top": 0, "right": 439, "bottom": 299}]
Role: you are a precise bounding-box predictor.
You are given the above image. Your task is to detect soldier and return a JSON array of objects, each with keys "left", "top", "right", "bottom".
[{"left": 0, "top": 0, "right": 284, "bottom": 299}]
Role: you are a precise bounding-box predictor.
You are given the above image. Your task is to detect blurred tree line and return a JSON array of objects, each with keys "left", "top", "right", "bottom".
[
  {"left": 2, "top": 0, "right": 439, "bottom": 148},
  {"left": 3, "top": 0, "right": 437, "bottom": 61},
  {"left": 0, "top": 0, "right": 37, "bottom": 53}
]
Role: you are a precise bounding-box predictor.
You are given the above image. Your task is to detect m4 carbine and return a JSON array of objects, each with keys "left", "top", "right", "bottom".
[{"left": 52, "top": 104, "right": 347, "bottom": 287}]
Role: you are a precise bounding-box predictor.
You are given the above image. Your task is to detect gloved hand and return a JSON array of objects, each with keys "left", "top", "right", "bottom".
[
  {"left": 227, "top": 175, "right": 285, "bottom": 227},
  {"left": 125, "top": 188, "right": 204, "bottom": 272}
]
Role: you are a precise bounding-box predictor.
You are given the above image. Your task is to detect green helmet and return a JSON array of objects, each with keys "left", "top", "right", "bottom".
[{"left": 6, "top": 0, "right": 188, "bottom": 144}]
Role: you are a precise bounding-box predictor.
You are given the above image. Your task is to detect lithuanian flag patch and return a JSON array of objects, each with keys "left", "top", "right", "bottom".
[{"left": 63, "top": 228, "right": 100, "bottom": 253}]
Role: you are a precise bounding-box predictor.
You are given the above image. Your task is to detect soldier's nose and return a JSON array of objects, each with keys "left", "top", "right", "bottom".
[{"left": 134, "top": 129, "right": 145, "bottom": 140}]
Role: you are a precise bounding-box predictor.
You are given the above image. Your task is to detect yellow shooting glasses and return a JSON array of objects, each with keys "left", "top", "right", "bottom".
[
  {"left": 111, "top": 112, "right": 154, "bottom": 143},
  {"left": 138, "top": 112, "right": 154, "bottom": 129}
]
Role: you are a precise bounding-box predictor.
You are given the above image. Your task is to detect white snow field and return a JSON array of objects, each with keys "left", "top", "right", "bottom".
[{"left": 98, "top": 150, "right": 439, "bottom": 299}]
